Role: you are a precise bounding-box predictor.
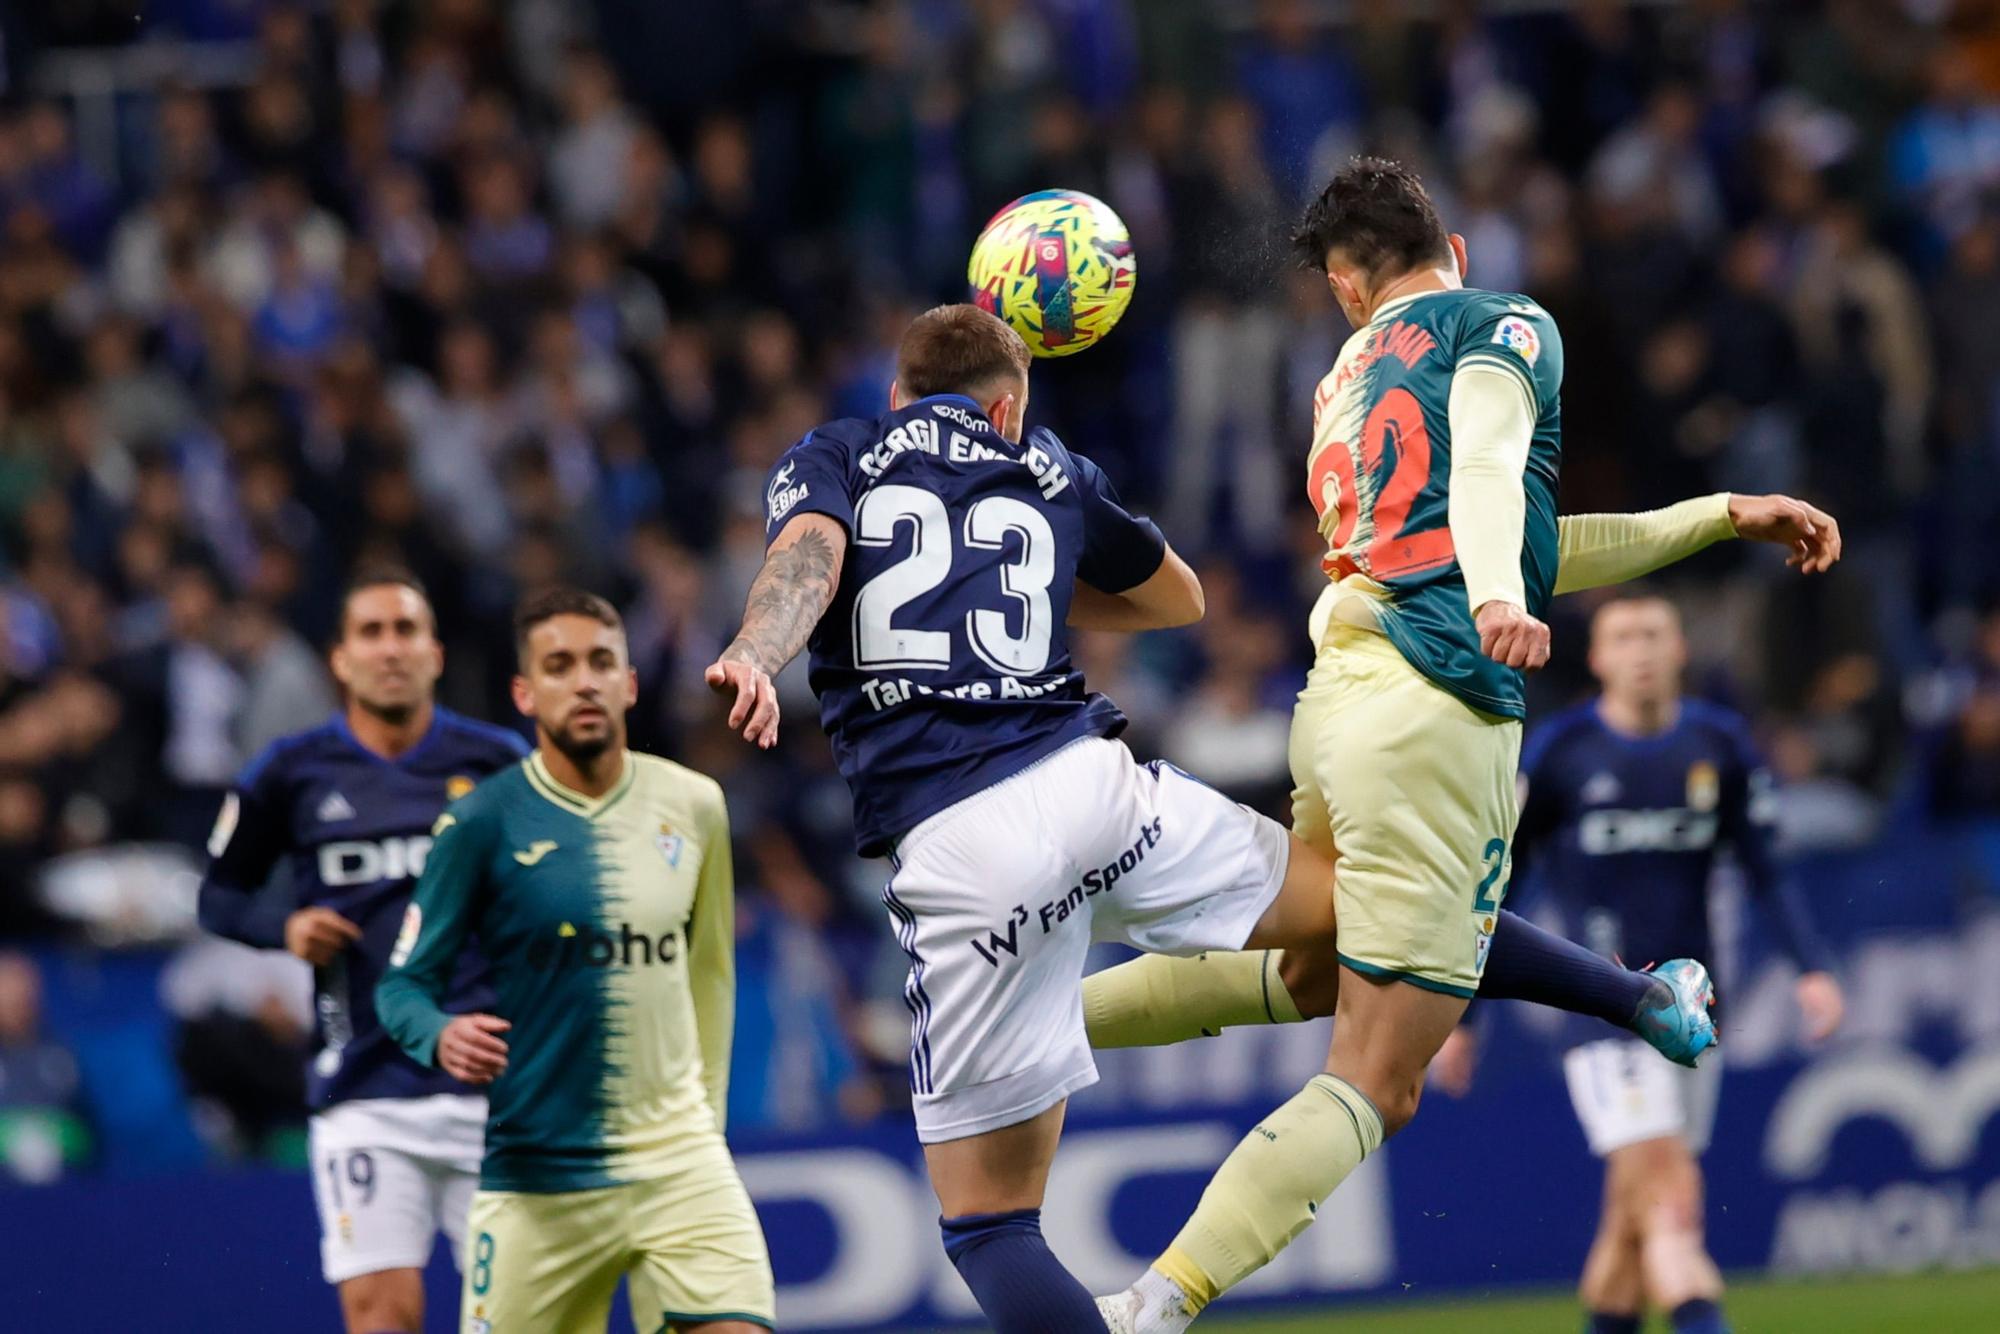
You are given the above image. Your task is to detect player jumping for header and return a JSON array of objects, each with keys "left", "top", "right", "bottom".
[
  {"left": 199, "top": 570, "right": 527, "bottom": 1334},
  {"left": 1085, "top": 158, "right": 1842, "bottom": 1330},
  {"left": 703, "top": 302, "right": 1802, "bottom": 1332},
  {"left": 379, "top": 588, "right": 773, "bottom": 1334}
]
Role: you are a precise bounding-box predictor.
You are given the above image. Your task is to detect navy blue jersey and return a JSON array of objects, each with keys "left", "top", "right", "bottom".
[
  {"left": 765, "top": 394, "right": 1166, "bottom": 855},
  {"left": 199, "top": 708, "right": 528, "bottom": 1108},
  {"left": 1515, "top": 699, "right": 1833, "bottom": 1021}
]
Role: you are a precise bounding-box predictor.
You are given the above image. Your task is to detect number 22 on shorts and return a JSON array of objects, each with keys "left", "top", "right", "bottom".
[{"left": 1473, "top": 837, "right": 1507, "bottom": 913}]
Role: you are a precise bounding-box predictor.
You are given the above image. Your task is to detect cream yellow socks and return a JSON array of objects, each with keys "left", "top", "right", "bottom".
[
  {"left": 1154, "top": 1073, "right": 1385, "bottom": 1313},
  {"left": 1082, "top": 950, "right": 1304, "bottom": 1049}
]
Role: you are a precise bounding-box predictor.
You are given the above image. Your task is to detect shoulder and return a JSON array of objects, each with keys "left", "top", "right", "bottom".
[
  {"left": 435, "top": 708, "right": 532, "bottom": 763},
  {"left": 1522, "top": 703, "right": 1600, "bottom": 773},
  {"left": 437, "top": 761, "right": 530, "bottom": 833},
  {"left": 782, "top": 418, "right": 874, "bottom": 463},
  {"left": 631, "top": 752, "right": 727, "bottom": 819},
  {"left": 237, "top": 718, "right": 343, "bottom": 793},
  {"left": 1449, "top": 289, "right": 1559, "bottom": 351},
  {"left": 1681, "top": 699, "right": 1760, "bottom": 761}
]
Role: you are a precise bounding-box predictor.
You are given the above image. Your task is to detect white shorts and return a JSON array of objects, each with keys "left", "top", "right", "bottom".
[
  {"left": 308, "top": 1093, "right": 487, "bottom": 1285},
  {"left": 885, "top": 736, "right": 1291, "bottom": 1144},
  {"left": 1563, "top": 1039, "right": 1723, "bottom": 1158}
]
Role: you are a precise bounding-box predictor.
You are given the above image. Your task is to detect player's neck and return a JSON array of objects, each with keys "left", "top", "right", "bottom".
[
  {"left": 346, "top": 698, "right": 435, "bottom": 759},
  {"left": 540, "top": 742, "right": 626, "bottom": 798},
  {"left": 1364, "top": 266, "right": 1460, "bottom": 322},
  {"left": 1599, "top": 693, "right": 1680, "bottom": 738}
]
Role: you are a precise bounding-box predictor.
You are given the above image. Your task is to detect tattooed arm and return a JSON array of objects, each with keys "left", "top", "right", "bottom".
[{"left": 705, "top": 512, "right": 846, "bottom": 748}]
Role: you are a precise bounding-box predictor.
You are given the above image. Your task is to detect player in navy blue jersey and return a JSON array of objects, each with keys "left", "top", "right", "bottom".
[
  {"left": 704, "top": 304, "right": 1719, "bottom": 1333},
  {"left": 1437, "top": 593, "right": 1845, "bottom": 1334},
  {"left": 199, "top": 570, "right": 527, "bottom": 1334}
]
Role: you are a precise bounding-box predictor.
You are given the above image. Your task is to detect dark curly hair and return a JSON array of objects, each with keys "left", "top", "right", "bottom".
[{"left": 1291, "top": 155, "right": 1452, "bottom": 279}]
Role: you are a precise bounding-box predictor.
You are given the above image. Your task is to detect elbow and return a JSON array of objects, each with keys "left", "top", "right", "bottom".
[
  {"left": 1162, "top": 560, "right": 1205, "bottom": 627},
  {"left": 1170, "top": 579, "right": 1206, "bottom": 627}
]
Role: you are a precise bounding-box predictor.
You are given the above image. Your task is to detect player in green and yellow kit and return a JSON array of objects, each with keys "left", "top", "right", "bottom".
[
  {"left": 1093, "top": 159, "right": 1843, "bottom": 1331},
  {"left": 377, "top": 588, "right": 773, "bottom": 1334}
]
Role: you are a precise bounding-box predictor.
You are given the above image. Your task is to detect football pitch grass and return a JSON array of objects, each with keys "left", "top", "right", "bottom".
[{"left": 1200, "top": 1266, "right": 1999, "bottom": 1332}]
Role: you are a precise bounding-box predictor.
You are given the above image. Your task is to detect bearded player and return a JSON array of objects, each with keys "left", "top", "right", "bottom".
[
  {"left": 1090, "top": 158, "right": 1842, "bottom": 1330},
  {"left": 198, "top": 570, "right": 527, "bottom": 1334},
  {"left": 378, "top": 588, "right": 772, "bottom": 1333}
]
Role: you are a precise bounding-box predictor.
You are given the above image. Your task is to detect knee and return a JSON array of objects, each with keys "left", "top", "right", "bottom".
[
  {"left": 1279, "top": 947, "right": 1340, "bottom": 1019},
  {"left": 1621, "top": 1148, "right": 1703, "bottom": 1237},
  {"left": 1369, "top": 1075, "right": 1423, "bottom": 1137},
  {"left": 339, "top": 1272, "right": 422, "bottom": 1334}
]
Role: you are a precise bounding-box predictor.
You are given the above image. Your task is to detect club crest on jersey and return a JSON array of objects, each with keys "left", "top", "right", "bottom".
[
  {"left": 389, "top": 903, "right": 421, "bottom": 967},
  {"left": 1492, "top": 315, "right": 1541, "bottom": 366},
  {"left": 1686, "top": 761, "right": 1721, "bottom": 812},
  {"left": 656, "top": 824, "right": 685, "bottom": 869},
  {"left": 767, "top": 460, "right": 810, "bottom": 524},
  {"left": 446, "top": 774, "right": 476, "bottom": 800}
]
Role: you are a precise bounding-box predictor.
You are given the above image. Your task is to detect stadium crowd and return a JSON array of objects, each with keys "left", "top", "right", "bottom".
[{"left": 1, "top": 0, "right": 1999, "bottom": 1178}]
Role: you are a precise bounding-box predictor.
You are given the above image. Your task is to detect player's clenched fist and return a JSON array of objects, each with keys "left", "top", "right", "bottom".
[
  {"left": 704, "top": 656, "right": 780, "bottom": 749},
  {"left": 283, "top": 905, "right": 363, "bottom": 966},
  {"left": 1476, "top": 600, "right": 1550, "bottom": 671},
  {"left": 438, "top": 1013, "right": 511, "bottom": 1084}
]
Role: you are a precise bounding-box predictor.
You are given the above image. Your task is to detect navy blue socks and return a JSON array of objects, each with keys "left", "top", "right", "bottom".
[
  {"left": 941, "top": 1208, "right": 1105, "bottom": 1332},
  {"left": 1483, "top": 908, "right": 1656, "bottom": 1028}
]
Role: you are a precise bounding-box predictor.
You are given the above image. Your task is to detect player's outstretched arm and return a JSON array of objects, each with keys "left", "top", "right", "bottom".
[
  {"left": 1068, "top": 544, "right": 1203, "bottom": 632},
  {"left": 706, "top": 511, "right": 846, "bottom": 749},
  {"left": 1553, "top": 493, "right": 1842, "bottom": 595}
]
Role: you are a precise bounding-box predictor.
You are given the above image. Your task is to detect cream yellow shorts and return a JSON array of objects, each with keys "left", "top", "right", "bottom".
[
  {"left": 460, "top": 1139, "right": 774, "bottom": 1333},
  {"left": 1289, "top": 625, "right": 1521, "bottom": 997}
]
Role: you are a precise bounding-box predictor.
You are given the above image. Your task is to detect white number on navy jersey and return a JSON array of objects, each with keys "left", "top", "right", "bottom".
[
  {"left": 852, "top": 487, "right": 1059, "bottom": 676},
  {"left": 963, "top": 496, "right": 1055, "bottom": 675},
  {"left": 853, "top": 485, "right": 955, "bottom": 669}
]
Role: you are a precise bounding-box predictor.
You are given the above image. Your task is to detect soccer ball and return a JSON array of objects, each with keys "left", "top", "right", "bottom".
[{"left": 969, "top": 189, "right": 1136, "bottom": 357}]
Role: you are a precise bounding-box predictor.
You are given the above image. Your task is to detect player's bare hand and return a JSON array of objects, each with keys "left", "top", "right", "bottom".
[
  {"left": 704, "top": 657, "right": 779, "bottom": 749},
  {"left": 283, "top": 906, "right": 363, "bottom": 966},
  {"left": 1431, "top": 1027, "right": 1479, "bottom": 1098},
  {"left": 1728, "top": 494, "right": 1842, "bottom": 575},
  {"left": 438, "top": 1013, "right": 511, "bottom": 1084},
  {"left": 1796, "top": 971, "right": 1845, "bottom": 1043},
  {"left": 1476, "top": 600, "right": 1550, "bottom": 671}
]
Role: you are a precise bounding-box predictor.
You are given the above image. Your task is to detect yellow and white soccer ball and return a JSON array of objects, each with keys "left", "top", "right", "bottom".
[{"left": 969, "top": 189, "right": 1136, "bottom": 357}]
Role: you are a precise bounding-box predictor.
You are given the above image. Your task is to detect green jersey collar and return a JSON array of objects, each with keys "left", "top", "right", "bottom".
[{"left": 525, "top": 749, "right": 636, "bottom": 818}]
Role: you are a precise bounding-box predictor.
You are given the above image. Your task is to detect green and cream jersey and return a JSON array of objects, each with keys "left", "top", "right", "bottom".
[
  {"left": 377, "top": 749, "right": 735, "bottom": 1193},
  {"left": 1306, "top": 287, "right": 1564, "bottom": 719}
]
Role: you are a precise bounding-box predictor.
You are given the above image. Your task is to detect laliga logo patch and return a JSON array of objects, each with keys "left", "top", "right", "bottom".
[
  {"left": 447, "top": 774, "right": 476, "bottom": 800},
  {"left": 1492, "top": 315, "right": 1540, "bottom": 366},
  {"left": 389, "top": 903, "right": 422, "bottom": 968}
]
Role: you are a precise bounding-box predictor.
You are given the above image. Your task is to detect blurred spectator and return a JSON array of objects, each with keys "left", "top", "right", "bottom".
[
  {"left": 1933, "top": 610, "right": 2000, "bottom": 820},
  {"left": 0, "top": 951, "right": 89, "bottom": 1182},
  {"left": 1162, "top": 97, "right": 1287, "bottom": 554},
  {"left": 1891, "top": 44, "right": 2000, "bottom": 256},
  {"left": 162, "top": 938, "right": 310, "bottom": 1160}
]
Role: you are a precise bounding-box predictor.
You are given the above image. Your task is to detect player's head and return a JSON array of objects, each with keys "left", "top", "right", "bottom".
[
  {"left": 1589, "top": 593, "right": 1687, "bottom": 707},
  {"left": 332, "top": 567, "right": 442, "bottom": 723},
  {"left": 889, "top": 303, "right": 1032, "bottom": 442},
  {"left": 512, "top": 586, "right": 636, "bottom": 763},
  {"left": 1292, "top": 156, "right": 1466, "bottom": 329}
]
